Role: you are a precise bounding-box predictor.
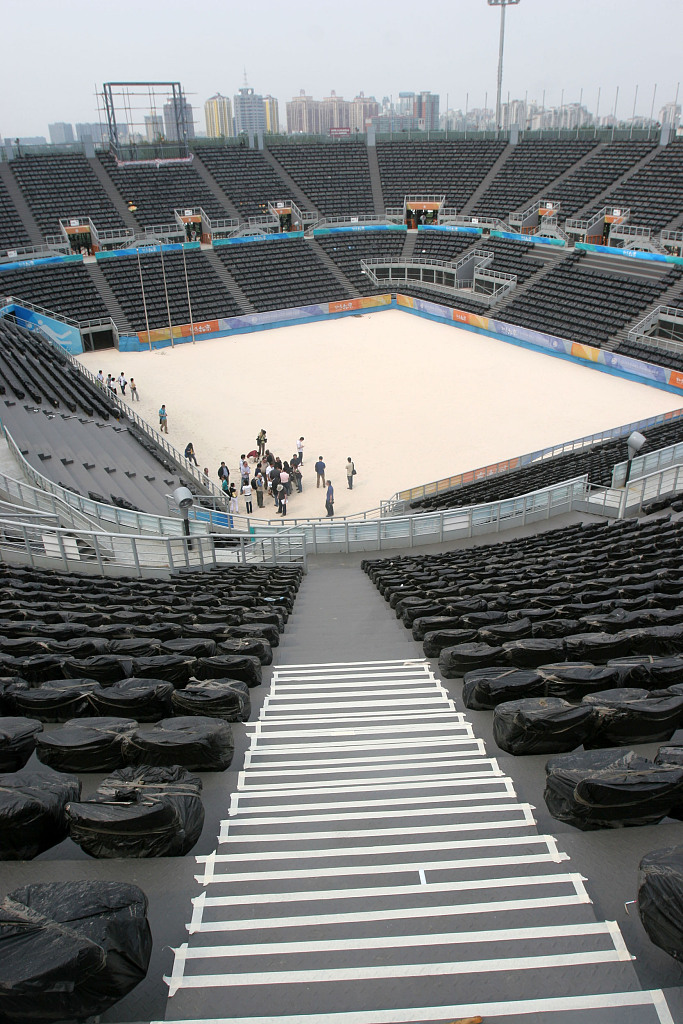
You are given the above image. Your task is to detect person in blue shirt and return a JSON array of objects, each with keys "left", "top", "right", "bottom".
[{"left": 325, "top": 480, "right": 334, "bottom": 517}]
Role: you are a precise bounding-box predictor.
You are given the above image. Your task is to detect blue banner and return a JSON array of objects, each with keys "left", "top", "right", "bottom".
[
  {"left": 417, "top": 224, "right": 482, "bottom": 236},
  {"left": 313, "top": 224, "right": 407, "bottom": 236},
  {"left": 491, "top": 230, "right": 566, "bottom": 247},
  {"left": 576, "top": 242, "right": 683, "bottom": 266},
  {"left": 214, "top": 231, "right": 305, "bottom": 247},
  {"left": 95, "top": 241, "right": 200, "bottom": 261},
  {"left": 0, "top": 254, "right": 83, "bottom": 273},
  {"left": 0, "top": 303, "right": 13, "bottom": 318},
  {"left": 12, "top": 304, "right": 83, "bottom": 355}
]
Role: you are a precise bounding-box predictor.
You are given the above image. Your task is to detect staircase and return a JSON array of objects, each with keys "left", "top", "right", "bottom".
[
  {"left": 401, "top": 230, "right": 418, "bottom": 260},
  {"left": 84, "top": 260, "right": 134, "bottom": 337},
  {"left": 508, "top": 141, "right": 606, "bottom": 217},
  {"left": 190, "top": 155, "right": 241, "bottom": 221},
  {"left": 366, "top": 144, "right": 386, "bottom": 218},
  {"left": 458, "top": 144, "right": 513, "bottom": 217},
  {"left": 0, "top": 162, "right": 44, "bottom": 245},
  {"left": 309, "top": 239, "right": 356, "bottom": 297},
  {"left": 161, "top": 560, "right": 672, "bottom": 1024},
  {"left": 86, "top": 157, "right": 140, "bottom": 234},
  {"left": 570, "top": 145, "right": 661, "bottom": 221},
  {"left": 607, "top": 273, "right": 683, "bottom": 352},
  {"left": 203, "top": 248, "right": 256, "bottom": 314},
  {"left": 491, "top": 248, "right": 571, "bottom": 317},
  {"left": 262, "top": 148, "right": 320, "bottom": 218}
]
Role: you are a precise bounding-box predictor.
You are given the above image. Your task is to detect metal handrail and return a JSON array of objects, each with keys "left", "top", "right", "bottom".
[
  {"left": 628, "top": 305, "right": 683, "bottom": 343},
  {"left": 395, "top": 407, "right": 683, "bottom": 503}
]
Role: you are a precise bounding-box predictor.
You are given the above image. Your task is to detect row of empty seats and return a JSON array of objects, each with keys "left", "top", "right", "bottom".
[
  {"left": 9, "top": 154, "right": 126, "bottom": 236},
  {"left": 215, "top": 238, "right": 347, "bottom": 311},
  {"left": 268, "top": 144, "right": 375, "bottom": 216},
  {"left": 411, "top": 412, "right": 683, "bottom": 512},
  {"left": 375, "top": 140, "right": 506, "bottom": 210}
]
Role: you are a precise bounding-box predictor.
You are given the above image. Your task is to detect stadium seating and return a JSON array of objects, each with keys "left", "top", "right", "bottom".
[
  {"left": 0, "top": 177, "right": 32, "bottom": 250},
  {"left": 544, "top": 141, "right": 657, "bottom": 218},
  {"left": 214, "top": 238, "right": 349, "bottom": 311},
  {"left": 268, "top": 144, "right": 375, "bottom": 216},
  {"left": 98, "top": 152, "right": 228, "bottom": 227},
  {"left": 9, "top": 154, "right": 126, "bottom": 237},
  {"left": 195, "top": 147, "right": 292, "bottom": 219},
  {"left": 584, "top": 140, "right": 683, "bottom": 231},
  {"left": 472, "top": 140, "right": 598, "bottom": 219},
  {"left": 314, "top": 231, "right": 406, "bottom": 294},
  {"left": 375, "top": 140, "right": 506, "bottom": 210},
  {"left": 97, "top": 248, "right": 241, "bottom": 330},
  {"left": 0, "top": 261, "right": 110, "bottom": 322},
  {"left": 410, "top": 413, "right": 683, "bottom": 512}
]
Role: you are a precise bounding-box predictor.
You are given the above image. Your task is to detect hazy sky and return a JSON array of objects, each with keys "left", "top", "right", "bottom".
[{"left": 1, "top": 0, "right": 681, "bottom": 136}]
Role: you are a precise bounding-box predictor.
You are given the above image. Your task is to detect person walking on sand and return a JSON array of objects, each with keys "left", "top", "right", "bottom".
[
  {"left": 315, "top": 456, "right": 326, "bottom": 488},
  {"left": 346, "top": 457, "right": 356, "bottom": 489},
  {"left": 296, "top": 436, "right": 305, "bottom": 465},
  {"left": 325, "top": 480, "right": 334, "bottom": 517},
  {"left": 129, "top": 377, "right": 139, "bottom": 401},
  {"left": 256, "top": 429, "right": 267, "bottom": 458},
  {"left": 158, "top": 404, "right": 168, "bottom": 433}
]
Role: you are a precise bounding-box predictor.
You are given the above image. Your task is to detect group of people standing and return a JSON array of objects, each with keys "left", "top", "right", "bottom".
[
  {"left": 96, "top": 370, "right": 139, "bottom": 402},
  {"left": 212, "top": 432, "right": 356, "bottom": 520}
]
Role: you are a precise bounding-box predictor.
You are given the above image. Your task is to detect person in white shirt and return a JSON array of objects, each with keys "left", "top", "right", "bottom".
[
  {"left": 117, "top": 373, "right": 127, "bottom": 396},
  {"left": 241, "top": 479, "right": 253, "bottom": 514},
  {"left": 296, "top": 436, "right": 305, "bottom": 465}
]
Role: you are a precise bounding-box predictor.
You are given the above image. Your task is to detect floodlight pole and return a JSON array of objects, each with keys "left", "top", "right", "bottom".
[{"left": 487, "top": 0, "right": 520, "bottom": 132}]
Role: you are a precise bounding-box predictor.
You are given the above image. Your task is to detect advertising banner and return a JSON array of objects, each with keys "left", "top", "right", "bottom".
[
  {"left": 576, "top": 242, "right": 683, "bottom": 267},
  {"left": 571, "top": 341, "right": 601, "bottom": 363},
  {"left": 12, "top": 304, "right": 82, "bottom": 355},
  {"left": 491, "top": 230, "right": 566, "bottom": 247},
  {"left": 213, "top": 231, "right": 304, "bottom": 247},
  {"left": 0, "top": 254, "right": 82, "bottom": 273},
  {"left": 669, "top": 370, "right": 683, "bottom": 390},
  {"left": 96, "top": 242, "right": 199, "bottom": 261},
  {"left": 453, "top": 308, "right": 489, "bottom": 330},
  {"left": 328, "top": 295, "right": 392, "bottom": 314},
  {"left": 180, "top": 319, "right": 219, "bottom": 337},
  {"left": 417, "top": 225, "right": 482, "bottom": 236},
  {"left": 599, "top": 349, "right": 669, "bottom": 385},
  {"left": 313, "top": 225, "right": 406, "bottom": 236}
]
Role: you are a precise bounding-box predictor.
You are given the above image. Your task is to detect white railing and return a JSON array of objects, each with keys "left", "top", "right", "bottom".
[
  {"left": 619, "top": 463, "right": 683, "bottom": 516},
  {"left": 628, "top": 305, "right": 683, "bottom": 345},
  {"left": 612, "top": 439, "right": 683, "bottom": 487},
  {"left": 396, "top": 407, "right": 683, "bottom": 503},
  {"left": 0, "top": 520, "right": 306, "bottom": 576}
]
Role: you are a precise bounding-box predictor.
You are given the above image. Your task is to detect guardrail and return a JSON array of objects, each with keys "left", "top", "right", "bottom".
[
  {"left": 628, "top": 305, "right": 683, "bottom": 346},
  {"left": 612, "top": 439, "right": 683, "bottom": 487},
  {"left": 395, "top": 407, "right": 683, "bottom": 503},
  {"left": 0, "top": 520, "right": 306, "bottom": 577},
  {"left": 620, "top": 463, "right": 683, "bottom": 516}
]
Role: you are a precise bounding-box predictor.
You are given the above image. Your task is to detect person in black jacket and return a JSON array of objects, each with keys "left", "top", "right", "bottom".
[{"left": 217, "top": 461, "right": 230, "bottom": 483}]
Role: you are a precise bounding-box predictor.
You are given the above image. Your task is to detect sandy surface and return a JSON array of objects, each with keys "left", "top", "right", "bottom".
[{"left": 79, "top": 309, "right": 682, "bottom": 520}]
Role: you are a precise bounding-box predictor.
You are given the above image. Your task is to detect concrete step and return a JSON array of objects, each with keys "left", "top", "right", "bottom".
[
  {"left": 87, "top": 156, "right": 140, "bottom": 234},
  {"left": 203, "top": 248, "right": 256, "bottom": 314},
  {"left": 262, "top": 148, "right": 320, "bottom": 218},
  {"left": 310, "top": 240, "right": 356, "bottom": 297},
  {"left": 366, "top": 142, "right": 386, "bottom": 218}
]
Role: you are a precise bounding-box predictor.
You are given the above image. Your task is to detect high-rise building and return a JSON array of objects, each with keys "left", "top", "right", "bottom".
[
  {"left": 263, "top": 95, "right": 280, "bottom": 133},
  {"left": 414, "top": 91, "right": 439, "bottom": 131},
  {"left": 660, "top": 102, "right": 681, "bottom": 129},
  {"left": 163, "top": 96, "right": 195, "bottom": 142},
  {"left": 48, "top": 122, "right": 75, "bottom": 145},
  {"left": 350, "top": 92, "right": 379, "bottom": 133},
  {"left": 286, "top": 91, "right": 320, "bottom": 134},
  {"left": 205, "top": 93, "right": 233, "bottom": 137},
  {"left": 75, "top": 122, "right": 106, "bottom": 144},
  {"left": 319, "top": 91, "right": 350, "bottom": 134},
  {"left": 233, "top": 86, "right": 266, "bottom": 135},
  {"left": 144, "top": 114, "right": 164, "bottom": 142}
]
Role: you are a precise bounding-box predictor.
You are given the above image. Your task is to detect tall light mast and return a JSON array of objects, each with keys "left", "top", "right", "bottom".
[{"left": 487, "top": 0, "right": 520, "bottom": 131}]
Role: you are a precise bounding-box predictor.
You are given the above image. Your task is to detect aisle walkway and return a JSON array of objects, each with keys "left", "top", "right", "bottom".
[{"left": 157, "top": 564, "right": 674, "bottom": 1024}]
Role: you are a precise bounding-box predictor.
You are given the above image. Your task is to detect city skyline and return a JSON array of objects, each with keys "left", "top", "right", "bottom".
[{"left": 0, "top": 0, "right": 681, "bottom": 138}]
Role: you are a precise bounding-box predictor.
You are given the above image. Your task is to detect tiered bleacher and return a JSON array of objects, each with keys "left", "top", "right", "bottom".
[
  {"left": 0, "top": 262, "right": 109, "bottom": 322},
  {"left": 268, "top": 144, "right": 374, "bottom": 216},
  {"left": 98, "top": 153, "right": 227, "bottom": 227},
  {"left": 585, "top": 140, "right": 683, "bottom": 231},
  {"left": 0, "top": 178, "right": 31, "bottom": 250},
  {"left": 375, "top": 140, "right": 506, "bottom": 209},
  {"left": 214, "top": 238, "right": 348, "bottom": 311},
  {"left": 410, "top": 414, "right": 683, "bottom": 512},
  {"left": 195, "top": 148, "right": 291, "bottom": 219},
  {"left": 98, "top": 248, "right": 241, "bottom": 330},
  {"left": 500, "top": 250, "right": 675, "bottom": 347},
  {"left": 314, "top": 230, "right": 406, "bottom": 294},
  {"left": 471, "top": 140, "right": 598, "bottom": 219},
  {"left": 543, "top": 141, "right": 657, "bottom": 219},
  {"left": 412, "top": 231, "right": 481, "bottom": 261},
  {"left": 614, "top": 293, "right": 683, "bottom": 370},
  {"left": 9, "top": 154, "right": 126, "bottom": 237}
]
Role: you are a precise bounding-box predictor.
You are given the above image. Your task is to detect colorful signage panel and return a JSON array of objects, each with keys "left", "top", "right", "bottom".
[
  {"left": 213, "top": 231, "right": 305, "bottom": 247},
  {"left": 313, "top": 225, "right": 406, "bottom": 236},
  {"left": 453, "top": 308, "right": 489, "bottom": 330},
  {"left": 96, "top": 242, "right": 200, "bottom": 261},
  {"left": 329, "top": 295, "right": 391, "bottom": 314},
  {"left": 0, "top": 254, "right": 82, "bottom": 273},
  {"left": 576, "top": 242, "right": 683, "bottom": 266},
  {"left": 417, "top": 225, "right": 482, "bottom": 236},
  {"left": 12, "top": 304, "right": 82, "bottom": 355},
  {"left": 491, "top": 230, "right": 566, "bottom": 247}
]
